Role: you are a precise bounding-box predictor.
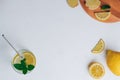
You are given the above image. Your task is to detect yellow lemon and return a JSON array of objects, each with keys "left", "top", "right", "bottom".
[
  {"left": 13, "top": 52, "right": 36, "bottom": 66},
  {"left": 95, "top": 12, "right": 111, "bottom": 21},
  {"left": 91, "top": 39, "right": 105, "bottom": 54},
  {"left": 85, "top": 0, "right": 101, "bottom": 10},
  {"left": 89, "top": 62, "right": 105, "bottom": 79},
  {"left": 67, "top": 0, "right": 78, "bottom": 8},
  {"left": 106, "top": 50, "right": 120, "bottom": 76}
]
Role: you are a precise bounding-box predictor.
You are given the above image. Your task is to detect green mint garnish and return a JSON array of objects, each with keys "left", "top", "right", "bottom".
[
  {"left": 23, "top": 67, "right": 27, "bottom": 74},
  {"left": 13, "top": 58, "right": 35, "bottom": 75},
  {"left": 21, "top": 58, "right": 26, "bottom": 67},
  {"left": 101, "top": 5, "right": 111, "bottom": 10},
  {"left": 27, "top": 65, "right": 35, "bottom": 71},
  {"left": 14, "top": 64, "right": 23, "bottom": 70}
]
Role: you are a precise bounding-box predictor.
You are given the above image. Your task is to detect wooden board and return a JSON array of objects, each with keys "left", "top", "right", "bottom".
[{"left": 80, "top": 0, "right": 120, "bottom": 23}]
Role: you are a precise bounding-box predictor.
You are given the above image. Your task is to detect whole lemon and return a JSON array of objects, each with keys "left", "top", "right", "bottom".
[{"left": 106, "top": 50, "right": 120, "bottom": 76}]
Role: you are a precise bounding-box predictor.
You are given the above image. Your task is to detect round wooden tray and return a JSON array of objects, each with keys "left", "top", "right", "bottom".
[{"left": 80, "top": 0, "right": 120, "bottom": 23}]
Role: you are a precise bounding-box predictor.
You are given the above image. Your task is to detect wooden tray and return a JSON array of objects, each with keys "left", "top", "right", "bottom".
[{"left": 80, "top": 0, "right": 120, "bottom": 23}]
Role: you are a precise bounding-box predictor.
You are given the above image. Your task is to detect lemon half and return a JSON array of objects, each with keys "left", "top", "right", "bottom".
[
  {"left": 89, "top": 62, "right": 105, "bottom": 79},
  {"left": 91, "top": 39, "right": 105, "bottom": 54},
  {"left": 95, "top": 12, "right": 111, "bottom": 21},
  {"left": 67, "top": 0, "right": 78, "bottom": 8},
  {"left": 107, "top": 50, "right": 120, "bottom": 76}
]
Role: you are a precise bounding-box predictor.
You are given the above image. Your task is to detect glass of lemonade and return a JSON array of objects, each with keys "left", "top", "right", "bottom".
[{"left": 12, "top": 49, "right": 36, "bottom": 74}]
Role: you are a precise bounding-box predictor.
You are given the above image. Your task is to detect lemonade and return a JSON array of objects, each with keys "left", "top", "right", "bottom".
[
  {"left": 1, "top": 34, "right": 36, "bottom": 75},
  {"left": 12, "top": 49, "right": 36, "bottom": 74}
]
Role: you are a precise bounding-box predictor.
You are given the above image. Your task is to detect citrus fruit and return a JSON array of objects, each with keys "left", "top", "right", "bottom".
[
  {"left": 106, "top": 50, "right": 120, "bottom": 76},
  {"left": 13, "top": 52, "right": 36, "bottom": 66},
  {"left": 89, "top": 62, "right": 105, "bottom": 79},
  {"left": 85, "top": 0, "right": 101, "bottom": 10},
  {"left": 95, "top": 12, "right": 111, "bottom": 21},
  {"left": 91, "top": 39, "right": 105, "bottom": 54},
  {"left": 67, "top": 0, "right": 78, "bottom": 8}
]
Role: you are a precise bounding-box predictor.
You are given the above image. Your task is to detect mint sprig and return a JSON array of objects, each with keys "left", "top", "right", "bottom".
[
  {"left": 101, "top": 5, "right": 111, "bottom": 10},
  {"left": 13, "top": 58, "right": 35, "bottom": 75}
]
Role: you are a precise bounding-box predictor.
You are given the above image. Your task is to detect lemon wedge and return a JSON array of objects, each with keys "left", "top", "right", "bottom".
[
  {"left": 91, "top": 39, "right": 105, "bottom": 54},
  {"left": 67, "top": 0, "right": 78, "bottom": 8},
  {"left": 95, "top": 12, "right": 111, "bottom": 21},
  {"left": 89, "top": 62, "right": 105, "bottom": 79},
  {"left": 107, "top": 50, "right": 120, "bottom": 76},
  {"left": 85, "top": 0, "right": 101, "bottom": 10}
]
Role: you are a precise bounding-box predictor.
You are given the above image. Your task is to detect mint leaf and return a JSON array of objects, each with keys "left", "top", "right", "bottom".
[
  {"left": 27, "top": 65, "right": 35, "bottom": 71},
  {"left": 14, "top": 64, "right": 23, "bottom": 70},
  {"left": 21, "top": 58, "right": 26, "bottom": 67},
  {"left": 101, "top": 5, "right": 111, "bottom": 10},
  {"left": 22, "top": 67, "right": 27, "bottom": 74},
  {"left": 14, "top": 58, "right": 35, "bottom": 74}
]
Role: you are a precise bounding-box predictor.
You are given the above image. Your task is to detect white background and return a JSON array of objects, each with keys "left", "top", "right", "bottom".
[{"left": 0, "top": 0, "right": 120, "bottom": 80}]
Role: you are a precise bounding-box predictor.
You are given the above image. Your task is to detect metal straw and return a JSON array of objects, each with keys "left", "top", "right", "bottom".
[{"left": 2, "top": 34, "right": 23, "bottom": 59}]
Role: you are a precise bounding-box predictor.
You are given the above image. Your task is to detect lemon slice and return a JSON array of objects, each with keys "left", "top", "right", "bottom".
[
  {"left": 89, "top": 62, "right": 105, "bottom": 79},
  {"left": 85, "top": 0, "right": 101, "bottom": 10},
  {"left": 91, "top": 39, "right": 105, "bottom": 54},
  {"left": 95, "top": 12, "right": 111, "bottom": 21},
  {"left": 13, "top": 52, "right": 36, "bottom": 66},
  {"left": 67, "top": 0, "right": 78, "bottom": 8}
]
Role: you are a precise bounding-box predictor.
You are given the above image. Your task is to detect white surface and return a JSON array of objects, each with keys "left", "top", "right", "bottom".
[{"left": 0, "top": 0, "right": 120, "bottom": 80}]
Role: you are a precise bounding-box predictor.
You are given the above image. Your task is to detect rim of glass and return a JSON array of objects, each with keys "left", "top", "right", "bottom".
[{"left": 11, "top": 49, "right": 36, "bottom": 74}]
